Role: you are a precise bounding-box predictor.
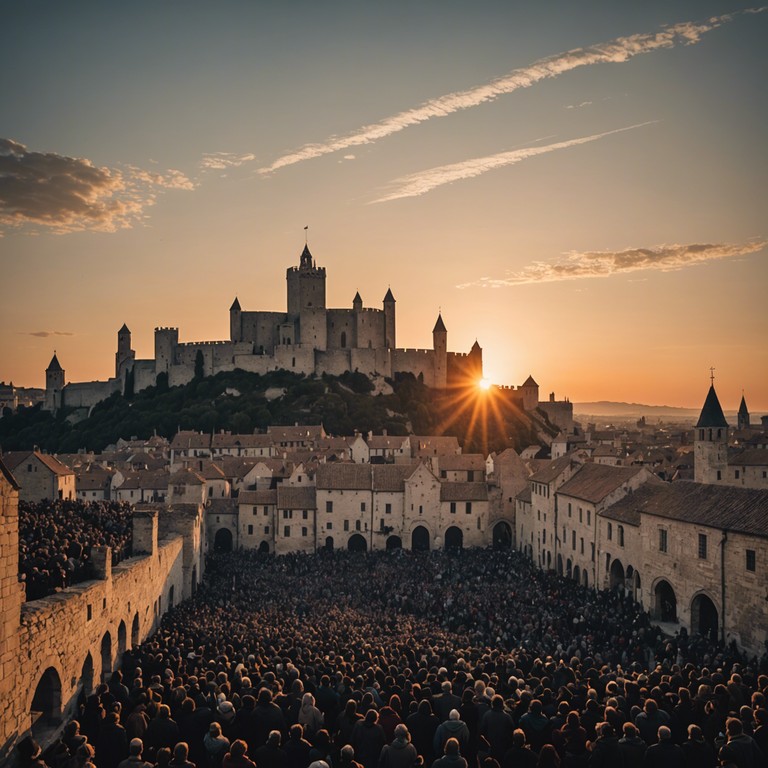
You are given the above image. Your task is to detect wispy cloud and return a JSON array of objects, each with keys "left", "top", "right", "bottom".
[
  {"left": 200, "top": 152, "right": 257, "bottom": 171},
  {"left": 565, "top": 100, "right": 594, "bottom": 110},
  {"left": 371, "top": 122, "right": 655, "bottom": 203},
  {"left": 22, "top": 331, "right": 75, "bottom": 338},
  {"left": 457, "top": 240, "right": 767, "bottom": 288},
  {"left": 259, "top": 9, "right": 760, "bottom": 174},
  {"left": 0, "top": 139, "right": 196, "bottom": 235}
]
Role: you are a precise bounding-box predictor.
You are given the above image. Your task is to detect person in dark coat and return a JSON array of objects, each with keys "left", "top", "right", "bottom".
[
  {"left": 617, "top": 722, "right": 646, "bottom": 768},
  {"left": 434, "top": 684, "right": 462, "bottom": 725},
  {"left": 432, "top": 739, "right": 466, "bottom": 768},
  {"left": 406, "top": 701, "right": 440, "bottom": 767},
  {"left": 586, "top": 723, "right": 619, "bottom": 768},
  {"left": 168, "top": 742, "right": 196, "bottom": 768},
  {"left": 337, "top": 701, "right": 363, "bottom": 754},
  {"left": 338, "top": 745, "right": 364, "bottom": 768},
  {"left": 96, "top": 711, "right": 129, "bottom": 768},
  {"left": 518, "top": 702, "right": 550, "bottom": 755},
  {"left": 116, "top": 737, "right": 153, "bottom": 768},
  {"left": 501, "top": 729, "right": 538, "bottom": 768},
  {"left": 721, "top": 717, "right": 765, "bottom": 768},
  {"left": 680, "top": 724, "right": 715, "bottom": 768},
  {"left": 144, "top": 705, "right": 180, "bottom": 760},
  {"left": 434, "top": 712, "right": 470, "bottom": 761},
  {"left": 252, "top": 689, "right": 288, "bottom": 751},
  {"left": 642, "top": 726, "right": 683, "bottom": 767},
  {"left": 480, "top": 698, "right": 513, "bottom": 763},
  {"left": 285, "top": 724, "right": 313, "bottom": 768},
  {"left": 378, "top": 725, "right": 420, "bottom": 768},
  {"left": 253, "top": 730, "right": 288, "bottom": 768},
  {"left": 222, "top": 740, "right": 257, "bottom": 768},
  {"left": 634, "top": 700, "right": 670, "bottom": 747},
  {"left": 352, "top": 710, "right": 387, "bottom": 768}
]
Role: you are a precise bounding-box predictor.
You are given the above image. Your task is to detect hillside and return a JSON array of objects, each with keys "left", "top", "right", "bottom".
[{"left": 0, "top": 370, "right": 540, "bottom": 456}]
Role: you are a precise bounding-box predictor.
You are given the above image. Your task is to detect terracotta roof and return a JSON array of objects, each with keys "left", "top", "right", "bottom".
[
  {"left": 410, "top": 436, "right": 460, "bottom": 457},
  {"left": 238, "top": 489, "right": 277, "bottom": 505},
  {"left": 729, "top": 448, "right": 768, "bottom": 467},
  {"left": 0, "top": 457, "right": 19, "bottom": 489},
  {"left": 696, "top": 385, "right": 728, "bottom": 429},
  {"left": 208, "top": 499, "right": 237, "bottom": 514},
  {"left": 367, "top": 435, "right": 409, "bottom": 450},
  {"left": 277, "top": 486, "right": 316, "bottom": 509},
  {"left": 268, "top": 424, "right": 325, "bottom": 441},
  {"left": 440, "top": 482, "right": 488, "bottom": 502},
  {"left": 603, "top": 481, "right": 768, "bottom": 537},
  {"left": 529, "top": 455, "right": 574, "bottom": 485},
  {"left": 316, "top": 463, "right": 372, "bottom": 490},
  {"left": 169, "top": 468, "right": 205, "bottom": 486},
  {"left": 516, "top": 486, "right": 532, "bottom": 503},
  {"left": 557, "top": 464, "right": 646, "bottom": 504},
  {"left": 211, "top": 433, "right": 272, "bottom": 449},
  {"left": 372, "top": 464, "right": 415, "bottom": 492},
  {"left": 171, "top": 431, "right": 212, "bottom": 450},
  {"left": 4, "top": 451, "right": 74, "bottom": 477},
  {"left": 437, "top": 454, "right": 486, "bottom": 471}
]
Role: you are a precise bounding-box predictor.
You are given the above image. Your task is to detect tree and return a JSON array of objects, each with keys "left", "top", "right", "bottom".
[{"left": 194, "top": 350, "right": 205, "bottom": 379}]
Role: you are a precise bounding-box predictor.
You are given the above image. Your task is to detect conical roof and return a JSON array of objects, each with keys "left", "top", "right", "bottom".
[
  {"left": 47, "top": 352, "right": 63, "bottom": 372},
  {"left": 471, "top": 339, "right": 482, "bottom": 351},
  {"left": 118, "top": 323, "right": 130, "bottom": 334},
  {"left": 383, "top": 287, "right": 395, "bottom": 303},
  {"left": 738, "top": 395, "right": 749, "bottom": 415},
  {"left": 353, "top": 291, "right": 362, "bottom": 305},
  {"left": 523, "top": 375, "right": 538, "bottom": 387},
  {"left": 432, "top": 314, "right": 446, "bottom": 333},
  {"left": 300, "top": 244, "right": 313, "bottom": 268},
  {"left": 230, "top": 297, "right": 241, "bottom": 311},
  {"left": 696, "top": 385, "right": 728, "bottom": 428}
]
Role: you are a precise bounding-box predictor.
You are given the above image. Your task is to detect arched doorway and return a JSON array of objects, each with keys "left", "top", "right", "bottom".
[
  {"left": 80, "top": 653, "right": 94, "bottom": 699},
  {"left": 609, "top": 559, "right": 625, "bottom": 591},
  {"left": 556, "top": 554, "right": 563, "bottom": 576},
  {"left": 582, "top": 570, "right": 589, "bottom": 588},
  {"left": 131, "top": 613, "right": 140, "bottom": 647},
  {"left": 386, "top": 535, "right": 402, "bottom": 550},
  {"left": 348, "top": 534, "right": 367, "bottom": 552},
  {"left": 493, "top": 521, "right": 512, "bottom": 549},
  {"left": 573, "top": 565, "right": 581, "bottom": 584},
  {"left": 325, "top": 536, "right": 334, "bottom": 550},
  {"left": 117, "top": 620, "right": 127, "bottom": 659},
  {"left": 214, "top": 528, "right": 233, "bottom": 552},
  {"left": 566, "top": 558, "right": 572, "bottom": 578},
  {"left": 100, "top": 631, "right": 112, "bottom": 682},
  {"left": 411, "top": 526, "right": 430, "bottom": 552},
  {"left": 258, "top": 541, "right": 270, "bottom": 553},
  {"left": 691, "top": 593, "right": 719, "bottom": 641},
  {"left": 546, "top": 551, "right": 552, "bottom": 569},
  {"left": 654, "top": 580, "right": 677, "bottom": 622},
  {"left": 30, "top": 667, "right": 62, "bottom": 742},
  {"left": 445, "top": 526, "right": 463, "bottom": 551}
]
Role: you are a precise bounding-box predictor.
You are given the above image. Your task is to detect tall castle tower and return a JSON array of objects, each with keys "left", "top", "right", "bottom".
[
  {"left": 694, "top": 374, "right": 729, "bottom": 484},
  {"left": 432, "top": 313, "right": 447, "bottom": 389},
  {"left": 287, "top": 245, "right": 327, "bottom": 350},
  {"left": 737, "top": 393, "right": 750, "bottom": 430},
  {"left": 229, "top": 297, "right": 242, "bottom": 343},
  {"left": 44, "top": 352, "right": 65, "bottom": 412},
  {"left": 115, "top": 323, "right": 135, "bottom": 378},
  {"left": 383, "top": 288, "right": 396, "bottom": 349}
]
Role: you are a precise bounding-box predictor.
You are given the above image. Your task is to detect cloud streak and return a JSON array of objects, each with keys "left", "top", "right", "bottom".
[
  {"left": 370, "top": 122, "right": 655, "bottom": 203},
  {"left": 0, "top": 139, "right": 195, "bottom": 235},
  {"left": 457, "top": 240, "right": 768, "bottom": 288},
  {"left": 200, "top": 152, "right": 257, "bottom": 171},
  {"left": 23, "top": 331, "right": 75, "bottom": 338},
  {"left": 259, "top": 9, "right": 760, "bottom": 174}
]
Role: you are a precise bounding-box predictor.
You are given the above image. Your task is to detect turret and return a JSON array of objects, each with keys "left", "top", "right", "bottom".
[
  {"left": 694, "top": 377, "right": 729, "bottom": 484},
  {"left": 432, "top": 314, "right": 447, "bottom": 388},
  {"left": 115, "top": 323, "right": 134, "bottom": 378},
  {"left": 44, "top": 352, "right": 65, "bottom": 412},
  {"left": 353, "top": 291, "right": 363, "bottom": 312},
  {"left": 738, "top": 393, "right": 750, "bottom": 430},
  {"left": 286, "top": 243, "right": 327, "bottom": 348},
  {"left": 230, "top": 297, "right": 242, "bottom": 343},
  {"left": 383, "top": 288, "right": 396, "bottom": 349},
  {"left": 521, "top": 375, "right": 539, "bottom": 412}
]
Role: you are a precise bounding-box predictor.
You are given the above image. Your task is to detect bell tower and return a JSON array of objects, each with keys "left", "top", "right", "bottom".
[{"left": 694, "top": 370, "right": 729, "bottom": 484}]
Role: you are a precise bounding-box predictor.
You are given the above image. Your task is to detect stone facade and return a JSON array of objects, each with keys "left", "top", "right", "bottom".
[
  {"left": 0, "top": 460, "right": 204, "bottom": 762},
  {"left": 2, "top": 451, "right": 75, "bottom": 503},
  {"left": 44, "top": 246, "right": 484, "bottom": 413}
]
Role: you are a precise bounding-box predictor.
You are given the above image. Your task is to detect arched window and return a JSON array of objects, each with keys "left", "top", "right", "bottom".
[{"left": 340, "top": 331, "right": 347, "bottom": 348}]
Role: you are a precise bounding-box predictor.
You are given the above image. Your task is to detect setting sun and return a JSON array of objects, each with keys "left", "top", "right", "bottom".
[{"left": 478, "top": 377, "right": 492, "bottom": 391}]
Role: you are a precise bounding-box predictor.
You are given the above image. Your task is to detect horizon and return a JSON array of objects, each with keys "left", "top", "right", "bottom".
[{"left": 1, "top": 2, "right": 766, "bottom": 411}]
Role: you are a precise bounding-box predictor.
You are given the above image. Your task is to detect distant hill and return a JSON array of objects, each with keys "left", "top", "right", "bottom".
[
  {"left": 574, "top": 401, "right": 701, "bottom": 419},
  {"left": 0, "top": 370, "right": 539, "bottom": 456}
]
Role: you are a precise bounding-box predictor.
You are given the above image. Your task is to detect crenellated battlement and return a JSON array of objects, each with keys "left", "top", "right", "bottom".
[
  {"left": 155, "top": 326, "right": 179, "bottom": 333},
  {"left": 178, "top": 340, "right": 230, "bottom": 347}
]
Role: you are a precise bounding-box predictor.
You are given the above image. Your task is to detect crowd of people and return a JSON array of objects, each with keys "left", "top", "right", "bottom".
[
  {"left": 18, "top": 499, "right": 133, "bottom": 600},
  {"left": 24, "top": 547, "right": 768, "bottom": 768}
]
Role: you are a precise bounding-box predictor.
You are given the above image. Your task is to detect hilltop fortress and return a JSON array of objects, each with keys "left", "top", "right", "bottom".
[{"left": 44, "top": 245, "right": 483, "bottom": 412}]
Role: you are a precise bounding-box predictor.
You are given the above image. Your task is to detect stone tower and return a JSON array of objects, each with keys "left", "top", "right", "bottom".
[
  {"left": 383, "top": 288, "right": 396, "bottom": 349},
  {"left": 521, "top": 375, "right": 539, "bottom": 411},
  {"left": 115, "top": 323, "right": 134, "bottom": 378},
  {"left": 737, "top": 394, "right": 750, "bottom": 430},
  {"left": 229, "top": 297, "right": 242, "bottom": 343},
  {"left": 44, "top": 352, "right": 65, "bottom": 412},
  {"left": 432, "top": 313, "right": 447, "bottom": 389},
  {"left": 286, "top": 245, "right": 327, "bottom": 349},
  {"left": 694, "top": 379, "right": 729, "bottom": 484}
]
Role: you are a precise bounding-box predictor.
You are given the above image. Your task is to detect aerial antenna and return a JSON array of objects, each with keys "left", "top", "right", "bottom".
[
  {"left": 304, "top": 225, "right": 308, "bottom": 245},
  {"left": 709, "top": 367, "right": 715, "bottom": 386}
]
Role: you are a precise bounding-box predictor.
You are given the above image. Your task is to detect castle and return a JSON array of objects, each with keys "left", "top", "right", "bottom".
[{"left": 44, "top": 245, "right": 483, "bottom": 412}]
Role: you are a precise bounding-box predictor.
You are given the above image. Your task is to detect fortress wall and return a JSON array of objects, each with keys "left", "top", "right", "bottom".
[
  {"left": 315, "top": 349, "right": 353, "bottom": 377},
  {"left": 391, "top": 349, "right": 437, "bottom": 386},
  {"left": 232, "top": 354, "right": 276, "bottom": 376},
  {"left": 133, "top": 360, "right": 158, "bottom": 393},
  {"left": 349, "top": 348, "right": 390, "bottom": 377},
  {"left": 168, "top": 364, "right": 195, "bottom": 388},
  {"left": 355, "top": 309, "right": 386, "bottom": 351},
  {"left": 63, "top": 379, "right": 120, "bottom": 409},
  {"left": 326, "top": 309, "right": 355, "bottom": 349},
  {"left": 8, "top": 528, "right": 185, "bottom": 757},
  {"left": 300, "top": 308, "right": 327, "bottom": 350},
  {"left": 273, "top": 344, "right": 316, "bottom": 375},
  {"left": 240, "top": 312, "right": 283, "bottom": 354}
]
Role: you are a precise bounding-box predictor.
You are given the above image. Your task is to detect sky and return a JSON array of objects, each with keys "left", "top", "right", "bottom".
[{"left": 1, "top": 1, "right": 766, "bottom": 411}]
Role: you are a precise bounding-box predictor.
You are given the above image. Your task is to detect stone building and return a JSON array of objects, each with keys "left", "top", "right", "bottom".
[
  {"left": 43, "top": 245, "right": 484, "bottom": 412},
  {"left": 2, "top": 450, "right": 75, "bottom": 502}
]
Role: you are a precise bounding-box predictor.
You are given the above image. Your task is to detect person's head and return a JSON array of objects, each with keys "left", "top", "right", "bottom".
[
  {"left": 444, "top": 738, "right": 460, "bottom": 757},
  {"left": 726, "top": 717, "right": 743, "bottom": 738},
  {"left": 687, "top": 724, "right": 703, "bottom": 742},
  {"left": 268, "top": 730, "right": 281, "bottom": 746},
  {"left": 394, "top": 724, "right": 409, "bottom": 742},
  {"left": 230, "top": 740, "right": 247, "bottom": 759},
  {"left": 128, "top": 739, "right": 143, "bottom": 757},
  {"left": 491, "top": 694, "right": 504, "bottom": 711},
  {"left": 512, "top": 729, "right": 526, "bottom": 748},
  {"left": 644, "top": 699, "right": 657, "bottom": 715},
  {"left": 158, "top": 704, "right": 171, "bottom": 719},
  {"left": 365, "top": 709, "right": 378, "bottom": 724},
  {"left": 657, "top": 726, "right": 671, "bottom": 743},
  {"left": 340, "top": 745, "right": 355, "bottom": 762},
  {"left": 622, "top": 722, "right": 638, "bottom": 739},
  {"left": 449, "top": 709, "right": 460, "bottom": 721},
  {"left": 290, "top": 723, "right": 304, "bottom": 740},
  {"left": 173, "top": 743, "right": 189, "bottom": 762}
]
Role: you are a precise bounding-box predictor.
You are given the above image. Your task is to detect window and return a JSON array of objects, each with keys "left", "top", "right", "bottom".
[
  {"left": 252, "top": 507, "right": 257, "bottom": 516},
  {"left": 385, "top": 503, "right": 392, "bottom": 514},
  {"left": 419, "top": 505, "right": 423, "bottom": 515},
  {"left": 284, "top": 526, "right": 290, "bottom": 537},
  {"left": 344, "top": 520, "right": 349, "bottom": 531},
  {"left": 571, "top": 531, "right": 576, "bottom": 550},
  {"left": 568, "top": 503, "right": 572, "bottom": 518},
  {"left": 659, "top": 529, "right": 668, "bottom": 553},
  {"left": 302, "top": 527, "right": 307, "bottom": 537},
  {"left": 264, "top": 526, "right": 270, "bottom": 534},
  {"left": 587, "top": 510, "right": 591, "bottom": 526},
  {"left": 87, "top": 604, "right": 92, "bottom": 621},
  {"left": 591, "top": 543, "right": 595, "bottom": 562},
  {"left": 698, "top": 534, "right": 707, "bottom": 559},
  {"left": 580, "top": 538, "right": 584, "bottom": 554},
  {"left": 579, "top": 508, "right": 583, "bottom": 523},
  {"left": 618, "top": 525, "right": 624, "bottom": 547},
  {"left": 361, "top": 502, "right": 366, "bottom": 512},
  {"left": 326, "top": 501, "right": 333, "bottom": 514},
  {"left": 716, "top": 470, "right": 721, "bottom": 481},
  {"left": 355, "top": 520, "right": 361, "bottom": 531},
  {"left": 477, "top": 518, "right": 481, "bottom": 530},
  {"left": 247, "top": 525, "right": 253, "bottom": 535},
  {"left": 302, "top": 510, "right": 308, "bottom": 519},
  {"left": 327, "top": 522, "right": 333, "bottom": 530},
  {"left": 264, "top": 506, "right": 269, "bottom": 515},
  {"left": 450, "top": 502, "right": 456, "bottom": 514},
  {"left": 735, "top": 470, "right": 740, "bottom": 479},
  {"left": 283, "top": 509, "right": 293, "bottom": 519},
  {"left": 746, "top": 549, "right": 756, "bottom": 572},
  {"left": 441, "top": 470, "right": 447, "bottom": 478},
  {"left": 607, "top": 523, "right": 613, "bottom": 541}
]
